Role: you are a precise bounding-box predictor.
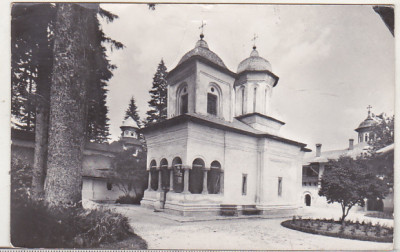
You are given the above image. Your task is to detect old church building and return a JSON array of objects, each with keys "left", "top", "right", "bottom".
[{"left": 140, "top": 34, "right": 311, "bottom": 216}]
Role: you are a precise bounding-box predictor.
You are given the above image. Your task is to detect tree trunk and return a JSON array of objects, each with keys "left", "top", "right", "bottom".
[
  {"left": 31, "top": 40, "right": 53, "bottom": 200},
  {"left": 31, "top": 102, "right": 49, "bottom": 199},
  {"left": 44, "top": 3, "right": 93, "bottom": 206}
]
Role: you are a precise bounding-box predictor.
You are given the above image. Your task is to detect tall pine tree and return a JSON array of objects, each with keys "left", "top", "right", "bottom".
[
  {"left": 145, "top": 59, "right": 168, "bottom": 125},
  {"left": 124, "top": 96, "right": 141, "bottom": 128},
  {"left": 11, "top": 3, "right": 123, "bottom": 198}
]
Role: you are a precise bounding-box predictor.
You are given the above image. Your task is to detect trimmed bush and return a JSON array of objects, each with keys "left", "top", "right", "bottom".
[
  {"left": 11, "top": 199, "right": 133, "bottom": 248},
  {"left": 281, "top": 219, "right": 393, "bottom": 243},
  {"left": 116, "top": 193, "right": 143, "bottom": 205}
]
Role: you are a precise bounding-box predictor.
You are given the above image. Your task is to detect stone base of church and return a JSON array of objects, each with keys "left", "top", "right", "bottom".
[
  {"left": 256, "top": 204, "right": 299, "bottom": 218},
  {"left": 141, "top": 190, "right": 300, "bottom": 218}
]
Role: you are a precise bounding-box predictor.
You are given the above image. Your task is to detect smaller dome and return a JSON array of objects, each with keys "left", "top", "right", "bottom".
[
  {"left": 357, "top": 117, "right": 376, "bottom": 129},
  {"left": 121, "top": 117, "right": 139, "bottom": 129},
  {"left": 355, "top": 114, "right": 379, "bottom": 132},
  {"left": 237, "top": 47, "right": 272, "bottom": 74}
]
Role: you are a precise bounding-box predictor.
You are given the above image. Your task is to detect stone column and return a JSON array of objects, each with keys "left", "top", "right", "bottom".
[
  {"left": 157, "top": 168, "right": 163, "bottom": 192},
  {"left": 169, "top": 168, "right": 174, "bottom": 192},
  {"left": 202, "top": 169, "right": 208, "bottom": 194},
  {"left": 183, "top": 167, "right": 190, "bottom": 194},
  {"left": 147, "top": 170, "right": 152, "bottom": 191}
]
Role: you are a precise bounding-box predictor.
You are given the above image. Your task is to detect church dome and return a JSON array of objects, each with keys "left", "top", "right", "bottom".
[
  {"left": 177, "top": 35, "right": 227, "bottom": 69},
  {"left": 237, "top": 47, "right": 272, "bottom": 74},
  {"left": 355, "top": 114, "right": 378, "bottom": 132}
]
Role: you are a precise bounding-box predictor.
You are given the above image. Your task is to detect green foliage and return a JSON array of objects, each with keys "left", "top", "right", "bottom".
[
  {"left": 111, "top": 148, "right": 147, "bottom": 197},
  {"left": 11, "top": 199, "right": 132, "bottom": 248},
  {"left": 319, "top": 156, "right": 389, "bottom": 223},
  {"left": 116, "top": 194, "right": 143, "bottom": 205},
  {"left": 124, "top": 96, "right": 141, "bottom": 128},
  {"left": 145, "top": 59, "right": 168, "bottom": 126},
  {"left": 369, "top": 114, "right": 394, "bottom": 151},
  {"left": 11, "top": 3, "right": 123, "bottom": 143},
  {"left": 11, "top": 157, "right": 33, "bottom": 201}
]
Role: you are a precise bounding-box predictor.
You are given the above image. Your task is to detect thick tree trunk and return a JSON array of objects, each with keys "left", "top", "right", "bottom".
[
  {"left": 31, "top": 41, "right": 53, "bottom": 200},
  {"left": 44, "top": 3, "right": 93, "bottom": 206},
  {"left": 31, "top": 103, "right": 49, "bottom": 199}
]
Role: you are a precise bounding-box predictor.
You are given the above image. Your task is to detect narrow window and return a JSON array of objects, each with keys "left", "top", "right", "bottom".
[
  {"left": 180, "top": 94, "right": 188, "bottom": 114},
  {"left": 241, "top": 88, "right": 245, "bottom": 114},
  {"left": 253, "top": 87, "right": 257, "bottom": 112},
  {"left": 242, "top": 174, "right": 247, "bottom": 195},
  {"left": 107, "top": 182, "right": 112, "bottom": 191},
  {"left": 207, "top": 93, "right": 218, "bottom": 115},
  {"left": 278, "top": 177, "right": 282, "bottom": 196},
  {"left": 365, "top": 134, "right": 368, "bottom": 142}
]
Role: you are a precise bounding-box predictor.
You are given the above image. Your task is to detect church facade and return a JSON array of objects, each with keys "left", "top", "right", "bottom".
[{"left": 140, "top": 34, "right": 311, "bottom": 216}]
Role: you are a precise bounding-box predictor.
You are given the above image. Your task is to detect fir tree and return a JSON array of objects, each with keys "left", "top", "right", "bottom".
[
  {"left": 145, "top": 59, "right": 168, "bottom": 125},
  {"left": 11, "top": 3, "right": 123, "bottom": 198},
  {"left": 124, "top": 96, "right": 141, "bottom": 128}
]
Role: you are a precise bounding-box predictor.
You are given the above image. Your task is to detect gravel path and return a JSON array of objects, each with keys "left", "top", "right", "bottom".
[{"left": 106, "top": 204, "right": 393, "bottom": 250}]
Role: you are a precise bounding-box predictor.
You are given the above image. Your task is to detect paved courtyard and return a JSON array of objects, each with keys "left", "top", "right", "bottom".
[{"left": 97, "top": 203, "right": 394, "bottom": 250}]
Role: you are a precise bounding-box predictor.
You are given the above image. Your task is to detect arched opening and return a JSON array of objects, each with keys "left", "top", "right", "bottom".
[
  {"left": 305, "top": 194, "right": 311, "bottom": 206},
  {"left": 189, "top": 158, "right": 204, "bottom": 194},
  {"left": 208, "top": 161, "right": 222, "bottom": 194},
  {"left": 149, "top": 160, "right": 158, "bottom": 191},
  {"left": 172, "top": 157, "right": 183, "bottom": 193},
  {"left": 177, "top": 84, "right": 188, "bottom": 115},
  {"left": 160, "top": 158, "right": 169, "bottom": 190},
  {"left": 207, "top": 84, "right": 221, "bottom": 116}
]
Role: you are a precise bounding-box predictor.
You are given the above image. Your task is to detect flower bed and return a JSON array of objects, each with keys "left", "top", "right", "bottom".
[{"left": 281, "top": 217, "right": 393, "bottom": 243}]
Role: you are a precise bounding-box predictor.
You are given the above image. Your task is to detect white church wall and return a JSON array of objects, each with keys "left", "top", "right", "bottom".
[
  {"left": 167, "top": 62, "right": 197, "bottom": 118},
  {"left": 195, "top": 62, "right": 235, "bottom": 121},
  {"left": 261, "top": 139, "right": 304, "bottom": 207},
  {"left": 145, "top": 122, "right": 189, "bottom": 168},
  {"left": 223, "top": 130, "right": 259, "bottom": 205}
]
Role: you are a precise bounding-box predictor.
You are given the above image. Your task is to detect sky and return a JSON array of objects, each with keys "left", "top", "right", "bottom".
[{"left": 99, "top": 3, "right": 395, "bottom": 152}]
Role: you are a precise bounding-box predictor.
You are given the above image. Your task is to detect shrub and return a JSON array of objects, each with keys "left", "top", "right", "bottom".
[
  {"left": 11, "top": 199, "right": 133, "bottom": 248},
  {"left": 116, "top": 193, "right": 143, "bottom": 205}
]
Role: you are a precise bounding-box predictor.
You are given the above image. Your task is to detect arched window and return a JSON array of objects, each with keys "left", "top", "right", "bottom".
[
  {"left": 177, "top": 84, "right": 188, "bottom": 115},
  {"left": 208, "top": 161, "right": 222, "bottom": 194},
  {"left": 207, "top": 84, "right": 221, "bottom": 116},
  {"left": 305, "top": 194, "right": 311, "bottom": 206},
  {"left": 190, "top": 158, "right": 205, "bottom": 194},
  {"left": 160, "top": 158, "right": 169, "bottom": 190},
  {"left": 172, "top": 157, "right": 183, "bottom": 193},
  {"left": 149, "top": 160, "right": 158, "bottom": 191},
  {"left": 365, "top": 133, "right": 368, "bottom": 142}
]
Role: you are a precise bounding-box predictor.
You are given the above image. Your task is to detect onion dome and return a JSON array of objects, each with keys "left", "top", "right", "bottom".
[
  {"left": 177, "top": 35, "right": 227, "bottom": 69},
  {"left": 355, "top": 113, "right": 378, "bottom": 132},
  {"left": 120, "top": 117, "right": 139, "bottom": 129},
  {"left": 237, "top": 46, "right": 272, "bottom": 74}
]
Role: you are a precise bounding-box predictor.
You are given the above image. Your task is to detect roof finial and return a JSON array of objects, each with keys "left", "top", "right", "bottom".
[
  {"left": 251, "top": 33, "right": 258, "bottom": 50},
  {"left": 367, "top": 105, "right": 372, "bottom": 117},
  {"left": 199, "top": 20, "right": 206, "bottom": 40}
]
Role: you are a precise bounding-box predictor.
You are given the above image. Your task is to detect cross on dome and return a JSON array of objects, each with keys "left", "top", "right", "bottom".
[
  {"left": 199, "top": 20, "right": 206, "bottom": 39},
  {"left": 367, "top": 105, "right": 372, "bottom": 116},
  {"left": 251, "top": 33, "right": 258, "bottom": 49}
]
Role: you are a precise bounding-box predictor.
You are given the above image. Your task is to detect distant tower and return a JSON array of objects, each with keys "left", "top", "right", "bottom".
[
  {"left": 355, "top": 105, "right": 380, "bottom": 143},
  {"left": 120, "top": 117, "right": 141, "bottom": 152}
]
